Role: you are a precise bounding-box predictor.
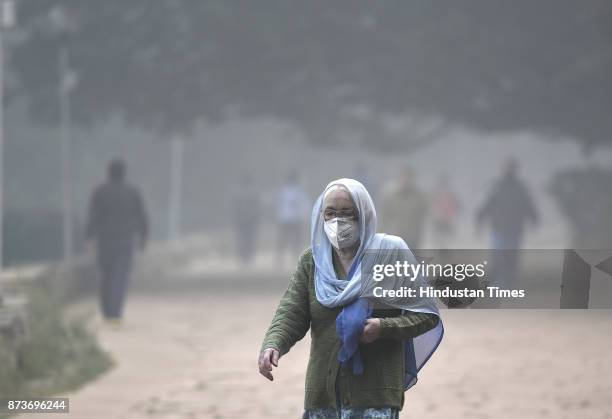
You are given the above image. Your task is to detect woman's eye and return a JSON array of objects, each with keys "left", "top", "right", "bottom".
[{"left": 323, "top": 209, "right": 356, "bottom": 219}]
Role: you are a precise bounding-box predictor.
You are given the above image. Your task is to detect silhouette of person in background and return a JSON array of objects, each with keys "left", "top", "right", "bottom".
[
  {"left": 233, "top": 174, "right": 261, "bottom": 265},
  {"left": 550, "top": 167, "right": 612, "bottom": 249},
  {"left": 86, "top": 158, "right": 148, "bottom": 326},
  {"left": 431, "top": 174, "right": 461, "bottom": 248},
  {"left": 353, "top": 161, "right": 378, "bottom": 204},
  {"left": 276, "top": 171, "right": 310, "bottom": 266},
  {"left": 381, "top": 166, "right": 428, "bottom": 250},
  {"left": 476, "top": 158, "right": 538, "bottom": 292}
]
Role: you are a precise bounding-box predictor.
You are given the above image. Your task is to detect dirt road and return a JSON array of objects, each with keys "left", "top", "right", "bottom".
[{"left": 16, "top": 289, "right": 612, "bottom": 419}]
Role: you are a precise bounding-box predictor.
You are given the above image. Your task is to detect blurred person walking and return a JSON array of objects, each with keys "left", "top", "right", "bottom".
[
  {"left": 353, "top": 161, "right": 378, "bottom": 203},
  {"left": 259, "top": 178, "right": 443, "bottom": 418},
  {"left": 476, "top": 158, "right": 539, "bottom": 292},
  {"left": 276, "top": 171, "right": 310, "bottom": 266},
  {"left": 86, "top": 158, "right": 148, "bottom": 326},
  {"left": 381, "top": 167, "right": 428, "bottom": 249},
  {"left": 232, "top": 174, "right": 261, "bottom": 265},
  {"left": 431, "top": 174, "right": 461, "bottom": 248}
]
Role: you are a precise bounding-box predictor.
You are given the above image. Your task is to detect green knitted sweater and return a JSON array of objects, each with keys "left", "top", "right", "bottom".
[{"left": 261, "top": 248, "right": 440, "bottom": 410}]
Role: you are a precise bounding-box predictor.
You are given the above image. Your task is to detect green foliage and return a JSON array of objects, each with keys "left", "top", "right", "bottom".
[
  {"left": 0, "top": 284, "right": 113, "bottom": 404},
  {"left": 0, "top": 335, "right": 25, "bottom": 398},
  {"left": 11, "top": 1, "right": 612, "bottom": 146}
]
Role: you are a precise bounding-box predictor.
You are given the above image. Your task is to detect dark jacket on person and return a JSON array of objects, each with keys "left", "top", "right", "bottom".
[
  {"left": 261, "top": 248, "right": 439, "bottom": 410},
  {"left": 477, "top": 175, "right": 538, "bottom": 238},
  {"left": 85, "top": 180, "right": 148, "bottom": 250}
]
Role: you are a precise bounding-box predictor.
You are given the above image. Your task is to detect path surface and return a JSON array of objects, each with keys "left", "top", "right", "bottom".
[
  {"left": 18, "top": 294, "right": 612, "bottom": 419},
  {"left": 14, "top": 246, "right": 612, "bottom": 418}
]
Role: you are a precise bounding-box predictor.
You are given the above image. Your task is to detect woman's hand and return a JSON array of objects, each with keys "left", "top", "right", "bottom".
[
  {"left": 258, "top": 348, "right": 280, "bottom": 381},
  {"left": 360, "top": 318, "right": 381, "bottom": 343}
]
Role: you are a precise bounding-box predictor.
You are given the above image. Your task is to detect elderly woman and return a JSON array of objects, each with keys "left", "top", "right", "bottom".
[{"left": 259, "top": 178, "right": 444, "bottom": 419}]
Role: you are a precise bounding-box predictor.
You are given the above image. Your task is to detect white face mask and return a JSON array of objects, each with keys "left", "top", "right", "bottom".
[{"left": 324, "top": 217, "right": 359, "bottom": 249}]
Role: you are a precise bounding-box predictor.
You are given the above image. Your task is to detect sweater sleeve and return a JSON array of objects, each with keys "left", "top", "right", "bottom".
[
  {"left": 261, "top": 250, "right": 312, "bottom": 356},
  {"left": 379, "top": 311, "right": 439, "bottom": 340}
]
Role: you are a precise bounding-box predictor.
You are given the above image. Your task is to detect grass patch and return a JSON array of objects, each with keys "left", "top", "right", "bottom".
[{"left": 0, "top": 283, "right": 113, "bottom": 417}]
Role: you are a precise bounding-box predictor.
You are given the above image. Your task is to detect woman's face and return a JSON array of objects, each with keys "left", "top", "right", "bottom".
[{"left": 322, "top": 187, "right": 358, "bottom": 221}]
